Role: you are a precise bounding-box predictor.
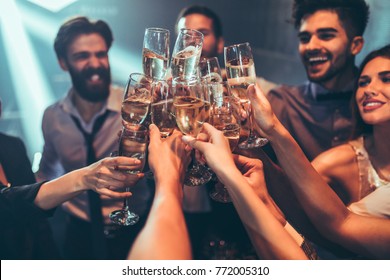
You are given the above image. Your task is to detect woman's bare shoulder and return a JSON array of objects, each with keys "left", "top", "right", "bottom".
[{"left": 312, "top": 144, "right": 357, "bottom": 174}]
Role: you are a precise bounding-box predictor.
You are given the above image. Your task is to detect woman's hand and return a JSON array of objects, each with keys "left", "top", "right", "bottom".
[
  {"left": 148, "top": 124, "right": 191, "bottom": 186},
  {"left": 233, "top": 154, "right": 266, "bottom": 195},
  {"left": 182, "top": 123, "right": 235, "bottom": 175},
  {"left": 247, "top": 84, "right": 281, "bottom": 138},
  {"left": 79, "top": 156, "right": 144, "bottom": 198}
]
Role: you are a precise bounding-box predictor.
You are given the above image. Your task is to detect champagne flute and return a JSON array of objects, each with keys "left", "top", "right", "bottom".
[
  {"left": 208, "top": 82, "right": 240, "bottom": 203},
  {"left": 122, "top": 73, "right": 153, "bottom": 129},
  {"left": 198, "top": 56, "right": 223, "bottom": 83},
  {"left": 109, "top": 125, "right": 148, "bottom": 226},
  {"left": 142, "top": 28, "right": 170, "bottom": 80},
  {"left": 171, "top": 28, "right": 203, "bottom": 80},
  {"left": 224, "top": 42, "right": 269, "bottom": 149},
  {"left": 172, "top": 76, "right": 212, "bottom": 186},
  {"left": 150, "top": 79, "right": 176, "bottom": 138}
]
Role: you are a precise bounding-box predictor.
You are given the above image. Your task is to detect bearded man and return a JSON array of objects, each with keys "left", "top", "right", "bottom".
[{"left": 36, "top": 17, "right": 144, "bottom": 260}]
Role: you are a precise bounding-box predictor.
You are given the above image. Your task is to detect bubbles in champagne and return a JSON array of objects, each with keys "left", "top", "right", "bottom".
[
  {"left": 119, "top": 138, "right": 147, "bottom": 174},
  {"left": 151, "top": 99, "right": 176, "bottom": 137},
  {"left": 202, "top": 72, "right": 223, "bottom": 83},
  {"left": 205, "top": 82, "right": 224, "bottom": 107},
  {"left": 226, "top": 57, "right": 256, "bottom": 104},
  {"left": 171, "top": 45, "right": 201, "bottom": 79},
  {"left": 142, "top": 48, "right": 168, "bottom": 80},
  {"left": 121, "top": 97, "right": 151, "bottom": 127},
  {"left": 227, "top": 82, "right": 251, "bottom": 103},
  {"left": 225, "top": 58, "right": 256, "bottom": 82},
  {"left": 174, "top": 96, "right": 209, "bottom": 136},
  {"left": 222, "top": 123, "right": 240, "bottom": 151}
]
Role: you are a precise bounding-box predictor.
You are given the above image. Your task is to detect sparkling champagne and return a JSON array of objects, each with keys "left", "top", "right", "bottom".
[
  {"left": 225, "top": 58, "right": 256, "bottom": 81},
  {"left": 213, "top": 108, "right": 240, "bottom": 151},
  {"left": 151, "top": 99, "right": 176, "bottom": 137},
  {"left": 206, "top": 82, "right": 225, "bottom": 107},
  {"left": 211, "top": 106, "right": 235, "bottom": 127},
  {"left": 171, "top": 46, "right": 201, "bottom": 79},
  {"left": 226, "top": 83, "right": 251, "bottom": 131},
  {"left": 226, "top": 58, "right": 256, "bottom": 103},
  {"left": 222, "top": 123, "right": 240, "bottom": 151},
  {"left": 202, "top": 72, "right": 223, "bottom": 83},
  {"left": 121, "top": 98, "right": 151, "bottom": 127},
  {"left": 226, "top": 66, "right": 255, "bottom": 131},
  {"left": 142, "top": 48, "right": 168, "bottom": 80},
  {"left": 119, "top": 137, "right": 147, "bottom": 174},
  {"left": 174, "top": 96, "right": 210, "bottom": 136}
]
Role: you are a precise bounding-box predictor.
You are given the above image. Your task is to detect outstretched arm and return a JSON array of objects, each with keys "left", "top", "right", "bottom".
[
  {"left": 233, "top": 150, "right": 287, "bottom": 226},
  {"left": 34, "top": 156, "right": 143, "bottom": 210},
  {"left": 183, "top": 123, "right": 308, "bottom": 259},
  {"left": 311, "top": 144, "right": 360, "bottom": 205},
  {"left": 248, "top": 84, "right": 390, "bottom": 259},
  {"left": 128, "top": 125, "right": 192, "bottom": 260}
]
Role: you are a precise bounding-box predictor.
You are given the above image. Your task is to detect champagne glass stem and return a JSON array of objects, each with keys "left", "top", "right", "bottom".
[
  {"left": 238, "top": 99, "right": 268, "bottom": 149},
  {"left": 123, "top": 187, "right": 131, "bottom": 209},
  {"left": 247, "top": 105, "right": 256, "bottom": 143},
  {"left": 192, "top": 158, "right": 201, "bottom": 171},
  {"left": 190, "top": 149, "right": 199, "bottom": 170},
  {"left": 184, "top": 150, "right": 212, "bottom": 186}
]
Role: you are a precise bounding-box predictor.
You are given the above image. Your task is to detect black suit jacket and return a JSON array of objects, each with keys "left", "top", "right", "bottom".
[
  {"left": 0, "top": 133, "right": 60, "bottom": 259},
  {"left": 0, "top": 132, "right": 36, "bottom": 186}
]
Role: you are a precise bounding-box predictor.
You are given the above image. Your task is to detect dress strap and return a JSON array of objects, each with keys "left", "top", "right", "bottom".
[{"left": 348, "top": 137, "right": 375, "bottom": 199}]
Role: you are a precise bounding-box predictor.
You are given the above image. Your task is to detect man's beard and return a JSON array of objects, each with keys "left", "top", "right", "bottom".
[{"left": 68, "top": 65, "right": 111, "bottom": 103}]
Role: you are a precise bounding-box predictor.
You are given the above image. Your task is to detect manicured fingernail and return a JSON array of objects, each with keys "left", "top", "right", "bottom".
[{"left": 182, "top": 135, "right": 193, "bottom": 142}]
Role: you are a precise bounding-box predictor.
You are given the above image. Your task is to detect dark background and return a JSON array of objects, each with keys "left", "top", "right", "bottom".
[{"left": 1, "top": 0, "right": 389, "bottom": 167}]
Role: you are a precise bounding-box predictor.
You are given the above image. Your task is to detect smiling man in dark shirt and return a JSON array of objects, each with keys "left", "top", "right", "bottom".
[{"left": 268, "top": 0, "right": 370, "bottom": 161}]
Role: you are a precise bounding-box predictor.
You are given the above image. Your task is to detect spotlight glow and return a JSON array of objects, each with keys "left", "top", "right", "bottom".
[
  {"left": 0, "top": 0, "right": 54, "bottom": 156},
  {"left": 27, "top": 0, "right": 78, "bottom": 13},
  {"left": 18, "top": 4, "right": 141, "bottom": 86},
  {"left": 1, "top": 0, "right": 141, "bottom": 159}
]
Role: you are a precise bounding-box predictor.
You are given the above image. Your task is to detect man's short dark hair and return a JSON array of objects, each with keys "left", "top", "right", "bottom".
[
  {"left": 175, "top": 5, "right": 223, "bottom": 38},
  {"left": 54, "top": 16, "right": 113, "bottom": 60},
  {"left": 292, "top": 0, "right": 370, "bottom": 38}
]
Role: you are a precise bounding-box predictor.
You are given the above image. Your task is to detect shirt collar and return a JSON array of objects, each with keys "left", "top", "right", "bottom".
[
  {"left": 59, "top": 86, "right": 121, "bottom": 115},
  {"left": 307, "top": 79, "right": 356, "bottom": 101},
  {"left": 59, "top": 86, "right": 121, "bottom": 133}
]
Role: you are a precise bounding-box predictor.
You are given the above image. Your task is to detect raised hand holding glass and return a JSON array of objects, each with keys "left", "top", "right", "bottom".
[
  {"left": 172, "top": 76, "right": 212, "bottom": 186},
  {"left": 208, "top": 82, "right": 240, "bottom": 202},
  {"left": 224, "top": 42, "right": 268, "bottom": 149},
  {"left": 109, "top": 126, "right": 148, "bottom": 226}
]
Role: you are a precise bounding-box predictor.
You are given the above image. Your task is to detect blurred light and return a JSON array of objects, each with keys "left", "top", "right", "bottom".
[
  {"left": 27, "top": 0, "right": 78, "bottom": 12},
  {"left": 31, "top": 152, "right": 42, "bottom": 173},
  {"left": 0, "top": 0, "right": 54, "bottom": 156},
  {"left": 19, "top": 3, "right": 141, "bottom": 85},
  {"left": 18, "top": 3, "right": 58, "bottom": 41},
  {"left": 110, "top": 45, "right": 142, "bottom": 84},
  {"left": 1, "top": 0, "right": 140, "bottom": 160}
]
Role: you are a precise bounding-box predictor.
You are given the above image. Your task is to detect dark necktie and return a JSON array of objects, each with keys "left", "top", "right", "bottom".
[{"left": 71, "top": 110, "right": 110, "bottom": 259}]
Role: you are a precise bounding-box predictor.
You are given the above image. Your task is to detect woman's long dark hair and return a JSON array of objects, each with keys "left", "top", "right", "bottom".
[{"left": 350, "top": 44, "right": 390, "bottom": 139}]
